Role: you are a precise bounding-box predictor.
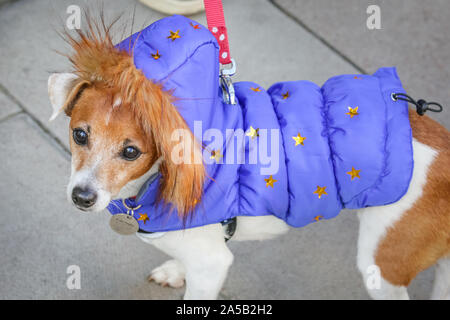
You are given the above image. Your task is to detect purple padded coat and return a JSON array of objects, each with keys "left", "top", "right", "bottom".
[{"left": 107, "top": 15, "right": 413, "bottom": 232}]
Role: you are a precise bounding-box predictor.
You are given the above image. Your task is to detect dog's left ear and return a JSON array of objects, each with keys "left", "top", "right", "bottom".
[{"left": 47, "top": 73, "right": 89, "bottom": 121}]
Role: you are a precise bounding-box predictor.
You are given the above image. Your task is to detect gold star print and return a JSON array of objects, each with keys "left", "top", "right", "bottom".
[
  {"left": 250, "top": 87, "right": 261, "bottom": 92},
  {"left": 167, "top": 30, "right": 181, "bottom": 41},
  {"left": 246, "top": 126, "right": 259, "bottom": 140},
  {"left": 346, "top": 106, "right": 359, "bottom": 118},
  {"left": 347, "top": 167, "right": 361, "bottom": 180},
  {"left": 151, "top": 50, "right": 161, "bottom": 60},
  {"left": 138, "top": 213, "right": 149, "bottom": 224},
  {"left": 354, "top": 76, "right": 362, "bottom": 80},
  {"left": 313, "top": 215, "right": 324, "bottom": 222},
  {"left": 293, "top": 133, "right": 306, "bottom": 146},
  {"left": 264, "top": 175, "right": 277, "bottom": 188},
  {"left": 190, "top": 22, "right": 200, "bottom": 29},
  {"left": 314, "top": 186, "right": 328, "bottom": 199},
  {"left": 282, "top": 91, "right": 290, "bottom": 99},
  {"left": 210, "top": 149, "right": 223, "bottom": 163}
]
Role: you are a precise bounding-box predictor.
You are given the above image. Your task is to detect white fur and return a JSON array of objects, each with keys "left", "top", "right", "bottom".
[
  {"left": 48, "top": 73, "right": 78, "bottom": 121},
  {"left": 138, "top": 223, "right": 233, "bottom": 299},
  {"left": 232, "top": 215, "right": 289, "bottom": 241},
  {"left": 67, "top": 165, "right": 111, "bottom": 212},
  {"left": 356, "top": 139, "right": 437, "bottom": 299},
  {"left": 148, "top": 259, "right": 185, "bottom": 288}
]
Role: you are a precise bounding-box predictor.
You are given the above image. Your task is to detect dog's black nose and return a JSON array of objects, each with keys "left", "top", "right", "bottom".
[{"left": 72, "top": 187, "right": 97, "bottom": 209}]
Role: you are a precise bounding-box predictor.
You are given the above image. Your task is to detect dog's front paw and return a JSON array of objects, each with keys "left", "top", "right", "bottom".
[{"left": 148, "top": 259, "right": 185, "bottom": 288}]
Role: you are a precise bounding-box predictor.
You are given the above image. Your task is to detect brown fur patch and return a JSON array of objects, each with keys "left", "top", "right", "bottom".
[
  {"left": 375, "top": 110, "right": 450, "bottom": 286},
  {"left": 62, "top": 15, "right": 205, "bottom": 218}
]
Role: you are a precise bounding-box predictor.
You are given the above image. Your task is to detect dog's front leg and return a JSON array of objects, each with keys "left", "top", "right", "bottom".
[{"left": 139, "top": 223, "right": 233, "bottom": 300}]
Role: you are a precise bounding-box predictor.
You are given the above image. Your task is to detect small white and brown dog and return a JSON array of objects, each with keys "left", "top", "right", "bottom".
[{"left": 47, "top": 17, "right": 450, "bottom": 300}]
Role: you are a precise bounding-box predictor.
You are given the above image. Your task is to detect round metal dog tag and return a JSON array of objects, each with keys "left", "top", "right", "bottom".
[{"left": 110, "top": 214, "right": 139, "bottom": 235}]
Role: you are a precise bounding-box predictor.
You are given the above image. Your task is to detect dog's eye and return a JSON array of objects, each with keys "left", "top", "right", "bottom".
[
  {"left": 73, "top": 129, "right": 88, "bottom": 146},
  {"left": 122, "top": 146, "right": 141, "bottom": 161}
]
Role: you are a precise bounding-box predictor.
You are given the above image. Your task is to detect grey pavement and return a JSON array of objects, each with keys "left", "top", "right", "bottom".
[{"left": 0, "top": 0, "right": 448, "bottom": 299}]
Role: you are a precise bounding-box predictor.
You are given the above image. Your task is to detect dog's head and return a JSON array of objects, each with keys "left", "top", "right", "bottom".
[{"left": 48, "top": 21, "right": 205, "bottom": 218}]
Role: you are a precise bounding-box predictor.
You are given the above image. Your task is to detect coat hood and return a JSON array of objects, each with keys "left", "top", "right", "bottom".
[{"left": 116, "top": 15, "right": 222, "bottom": 134}]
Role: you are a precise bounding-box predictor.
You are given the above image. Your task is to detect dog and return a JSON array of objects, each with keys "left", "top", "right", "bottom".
[{"left": 48, "top": 14, "right": 450, "bottom": 300}]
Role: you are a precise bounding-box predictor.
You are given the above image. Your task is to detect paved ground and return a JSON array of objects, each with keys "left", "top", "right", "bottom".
[{"left": 0, "top": 0, "right": 448, "bottom": 299}]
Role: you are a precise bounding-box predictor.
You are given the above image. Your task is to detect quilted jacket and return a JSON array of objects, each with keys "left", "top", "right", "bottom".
[{"left": 107, "top": 15, "right": 413, "bottom": 232}]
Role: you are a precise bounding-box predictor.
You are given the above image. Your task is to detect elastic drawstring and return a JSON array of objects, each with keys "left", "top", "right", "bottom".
[{"left": 391, "top": 93, "right": 443, "bottom": 116}]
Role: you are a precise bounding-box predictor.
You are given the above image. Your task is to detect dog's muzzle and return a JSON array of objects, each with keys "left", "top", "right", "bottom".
[{"left": 71, "top": 186, "right": 97, "bottom": 209}]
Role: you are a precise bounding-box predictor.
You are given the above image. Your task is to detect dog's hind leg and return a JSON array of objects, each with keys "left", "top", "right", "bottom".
[
  {"left": 138, "top": 223, "right": 233, "bottom": 300},
  {"left": 356, "top": 139, "right": 439, "bottom": 299},
  {"left": 431, "top": 258, "right": 450, "bottom": 300},
  {"left": 357, "top": 207, "right": 410, "bottom": 300}
]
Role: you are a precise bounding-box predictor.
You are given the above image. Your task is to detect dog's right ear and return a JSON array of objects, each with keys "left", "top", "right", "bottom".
[{"left": 47, "top": 73, "right": 89, "bottom": 121}]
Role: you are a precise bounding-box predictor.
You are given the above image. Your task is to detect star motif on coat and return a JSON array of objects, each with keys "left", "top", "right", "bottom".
[
  {"left": 346, "top": 106, "right": 359, "bottom": 118},
  {"left": 246, "top": 126, "right": 259, "bottom": 140},
  {"left": 264, "top": 175, "right": 277, "bottom": 188},
  {"left": 250, "top": 87, "right": 261, "bottom": 92},
  {"left": 138, "top": 213, "right": 149, "bottom": 224},
  {"left": 282, "top": 91, "right": 290, "bottom": 99},
  {"left": 347, "top": 167, "right": 361, "bottom": 180},
  {"left": 190, "top": 22, "right": 200, "bottom": 29},
  {"left": 314, "top": 186, "right": 328, "bottom": 199},
  {"left": 167, "top": 30, "right": 181, "bottom": 41},
  {"left": 293, "top": 133, "right": 306, "bottom": 146},
  {"left": 210, "top": 149, "right": 223, "bottom": 163},
  {"left": 313, "top": 215, "right": 324, "bottom": 222},
  {"left": 151, "top": 50, "right": 161, "bottom": 60}
]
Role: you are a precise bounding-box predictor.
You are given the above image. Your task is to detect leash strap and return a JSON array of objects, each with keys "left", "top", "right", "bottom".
[
  {"left": 204, "top": 0, "right": 232, "bottom": 64},
  {"left": 203, "top": 0, "right": 237, "bottom": 105}
]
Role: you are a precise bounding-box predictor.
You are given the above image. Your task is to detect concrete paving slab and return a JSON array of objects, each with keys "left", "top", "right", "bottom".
[
  {"left": 0, "top": 91, "right": 21, "bottom": 122},
  {"left": 273, "top": 0, "right": 450, "bottom": 129},
  {"left": 0, "top": 0, "right": 357, "bottom": 150}
]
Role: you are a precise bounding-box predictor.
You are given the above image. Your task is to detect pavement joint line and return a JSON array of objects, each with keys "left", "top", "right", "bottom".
[
  {"left": 0, "top": 82, "right": 71, "bottom": 156},
  {"left": 268, "top": 0, "right": 367, "bottom": 75},
  {"left": 23, "top": 113, "right": 72, "bottom": 161}
]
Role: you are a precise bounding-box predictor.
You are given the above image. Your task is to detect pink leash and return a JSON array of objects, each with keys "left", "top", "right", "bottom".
[
  {"left": 203, "top": 0, "right": 231, "bottom": 64},
  {"left": 203, "top": 0, "right": 237, "bottom": 104}
]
